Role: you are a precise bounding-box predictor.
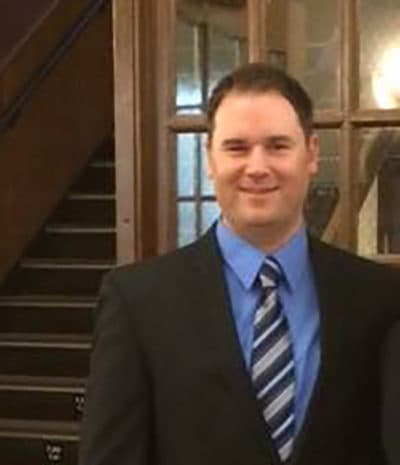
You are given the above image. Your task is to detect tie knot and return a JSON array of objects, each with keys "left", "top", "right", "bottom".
[{"left": 259, "top": 257, "right": 282, "bottom": 289}]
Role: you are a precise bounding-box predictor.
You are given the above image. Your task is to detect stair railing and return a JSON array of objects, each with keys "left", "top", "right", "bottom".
[{"left": 0, "top": 0, "right": 110, "bottom": 133}]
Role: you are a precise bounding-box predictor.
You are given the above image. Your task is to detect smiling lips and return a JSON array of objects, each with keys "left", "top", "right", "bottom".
[{"left": 239, "top": 186, "right": 279, "bottom": 194}]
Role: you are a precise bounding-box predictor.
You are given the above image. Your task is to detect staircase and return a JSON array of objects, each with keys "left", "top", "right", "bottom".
[{"left": 0, "top": 140, "right": 115, "bottom": 464}]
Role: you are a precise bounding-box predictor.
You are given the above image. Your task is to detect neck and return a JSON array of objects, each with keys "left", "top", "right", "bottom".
[{"left": 222, "top": 218, "right": 304, "bottom": 253}]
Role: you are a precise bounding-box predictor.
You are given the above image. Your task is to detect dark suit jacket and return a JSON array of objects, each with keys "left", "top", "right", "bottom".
[
  {"left": 79, "top": 231, "right": 400, "bottom": 465},
  {"left": 382, "top": 320, "right": 400, "bottom": 464}
]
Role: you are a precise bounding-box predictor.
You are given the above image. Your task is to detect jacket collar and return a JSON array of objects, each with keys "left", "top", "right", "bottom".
[{"left": 188, "top": 230, "right": 359, "bottom": 464}]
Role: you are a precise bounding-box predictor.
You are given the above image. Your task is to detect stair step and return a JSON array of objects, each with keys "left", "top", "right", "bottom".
[
  {"left": 0, "top": 333, "right": 91, "bottom": 345},
  {"left": 71, "top": 162, "right": 115, "bottom": 194},
  {"left": 1, "top": 259, "right": 113, "bottom": 296},
  {"left": 0, "top": 334, "right": 91, "bottom": 377},
  {"left": 19, "top": 259, "right": 113, "bottom": 269},
  {"left": 0, "top": 374, "right": 85, "bottom": 390},
  {"left": 0, "top": 419, "right": 78, "bottom": 465},
  {"left": 90, "top": 160, "right": 114, "bottom": 168},
  {"left": 67, "top": 193, "right": 114, "bottom": 200},
  {"left": 0, "top": 295, "right": 95, "bottom": 334},
  {"left": 45, "top": 226, "right": 115, "bottom": 234},
  {"left": 91, "top": 139, "right": 114, "bottom": 163},
  {"left": 0, "top": 295, "right": 95, "bottom": 306},
  {"left": 0, "top": 141, "right": 115, "bottom": 464},
  {"left": 0, "top": 418, "right": 79, "bottom": 438},
  {"left": 26, "top": 226, "right": 115, "bottom": 260},
  {"left": 50, "top": 193, "right": 115, "bottom": 226},
  {"left": 0, "top": 375, "right": 86, "bottom": 422}
]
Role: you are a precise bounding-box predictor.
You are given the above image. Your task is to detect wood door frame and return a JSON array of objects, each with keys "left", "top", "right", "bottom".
[
  {"left": 114, "top": 0, "right": 400, "bottom": 265},
  {"left": 113, "top": 0, "right": 159, "bottom": 263}
]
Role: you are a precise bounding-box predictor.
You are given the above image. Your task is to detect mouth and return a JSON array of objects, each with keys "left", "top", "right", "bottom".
[{"left": 239, "top": 186, "right": 279, "bottom": 195}]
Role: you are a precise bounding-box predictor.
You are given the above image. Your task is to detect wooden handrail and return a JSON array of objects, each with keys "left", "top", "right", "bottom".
[
  {"left": 0, "top": 1, "right": 57, "bottom": 73},
  {"left": 0, "top": 0, "right": 113, "bottom": 282},
  {"left": 0, "top": 0, "right": 109, "bottom": 133}
]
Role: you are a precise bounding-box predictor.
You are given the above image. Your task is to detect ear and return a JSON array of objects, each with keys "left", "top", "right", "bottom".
[{"left": 307, "top": 132, "right": 320, "bottom": 176}]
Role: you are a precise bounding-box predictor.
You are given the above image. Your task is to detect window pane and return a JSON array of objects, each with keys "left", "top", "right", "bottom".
[
  {"left": 201, "top": 201, "right": 220, "bottom": 233},
  {"left": 176, "top": 132, "right": 216, "bottom": 246},
  {"left": 359, "top": 0, "right": 400, "bottom": 109},
  {"left": 176, "top": 0, "right": 248, "bottom": 114},
  {"left": 178, "top": 202, "right": 196, "bottom": 247},
  {"left": 265, "top": 0, "right": 340, "bottom": 110},
  {"left": 201, "top": 137, "right": 214, "bottom": 196},
  {"left": 306, "top": 130, "right": 339, "bottom": 238},
  {"left": 208, "top": 28, "right": 245, "bottom": 93},
  {"left": 177, "top": 134, "right": 197, "bottom": 197},
  {"left": 176, "top": 21, "right": 202, "bottom": 113},
  {"left": 177, "top": 133, "right": 203, "bottom": 199},
  {"left": 358, "top": 128, "right": 400, "bottom": 255}
]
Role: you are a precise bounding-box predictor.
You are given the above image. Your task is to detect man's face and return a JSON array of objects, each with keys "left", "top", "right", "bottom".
[{"left": 207, "top": 90, "right": 319, "bottom": 245}]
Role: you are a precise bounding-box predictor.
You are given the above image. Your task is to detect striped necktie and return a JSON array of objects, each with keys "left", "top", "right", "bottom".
[{"left": 251, "top": 257, "right": 296, "bottom": 463}]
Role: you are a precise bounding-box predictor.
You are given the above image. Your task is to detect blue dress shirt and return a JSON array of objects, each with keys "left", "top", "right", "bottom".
[{"left": 215, "top": 221, "right": 320, "bottom": 434}]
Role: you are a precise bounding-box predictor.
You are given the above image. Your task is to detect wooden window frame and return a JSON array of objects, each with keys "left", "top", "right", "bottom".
[{"left": 113, "top": 0, "right": 400, "bottom": 266}]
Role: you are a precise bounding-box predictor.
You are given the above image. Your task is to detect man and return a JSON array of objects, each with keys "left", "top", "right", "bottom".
[{"left": 79, "top": 63, "right": 400, "bottom": 465}]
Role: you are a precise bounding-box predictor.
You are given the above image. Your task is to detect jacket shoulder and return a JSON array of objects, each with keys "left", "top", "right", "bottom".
[
  {"left": 103, "top": 234, "right": 217, "bottom": 299},
  {"left": 310, "top": 236, "right": 400, "bottom": 285}
]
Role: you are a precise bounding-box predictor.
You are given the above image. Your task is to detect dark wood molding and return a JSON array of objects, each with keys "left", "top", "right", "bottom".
[
  {"left": 351, "top": 109, "right": 400, "bottom": 126},
  {"left": 168, "top": 114, "right": 207, "bottom": 132},
  {"left": 335, "top": 0, "right": 359, "bottom": 251},
  {"left": 113, "top": 0, "right": 159, "bottom": 263},
  {"left": 0, "top": 0, "right": 96, "bottom": 113},
  {"left": 248, "top": 0, "right": 265, "bottom": 62},
  {"left": 0, "top": 0, "right": 56, "bottom": 70},
  {"left": 157, "top": 0, "right": 177, "bottom": 253},
  {"left": 313, "top": 111, "right": 344, "bottom": 128},
  {"left": 0, "top": 0, "right": 109, "bottom": 132}
]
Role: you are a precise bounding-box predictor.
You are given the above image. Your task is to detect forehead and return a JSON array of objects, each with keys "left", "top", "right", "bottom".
[{"left": 213, "top": 90, "right": 303, "bottom": 138}]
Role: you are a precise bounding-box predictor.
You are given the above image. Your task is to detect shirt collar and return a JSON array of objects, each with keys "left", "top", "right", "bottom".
[
  {"left": 215, "top": 220, "right": 309, "bottom": 292},
  {"left": 273, "top": 227, "right": 309, "bottom": 292},
  {"left": 216, "top": 221, "right": 264, "bottom": 290}
]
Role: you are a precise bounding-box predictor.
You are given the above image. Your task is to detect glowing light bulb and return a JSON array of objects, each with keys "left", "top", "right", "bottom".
[{"left": 372, "top": 46, "right": 400, "bottom": 109}]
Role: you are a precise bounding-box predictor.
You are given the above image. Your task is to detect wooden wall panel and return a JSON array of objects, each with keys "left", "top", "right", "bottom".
[
  {"left": 0, "top": 3, "right": 113, "bottom": 282},
  {"left": 0, "top": 0, "right": 56, "bottom": 66},
  {"left": 0, "top": 0, "right": 93, "bottom": 112}
]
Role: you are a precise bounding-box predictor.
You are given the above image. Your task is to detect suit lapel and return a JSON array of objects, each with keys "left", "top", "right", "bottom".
[
  {"left": 186, "top": 230, "right": 279, "bottom": 461},
  {"left": 290, "top": 238, "right": 358, "bottom": 463},
  {"left": 184, "top": 232, "right": 360, "bottom": 464}
]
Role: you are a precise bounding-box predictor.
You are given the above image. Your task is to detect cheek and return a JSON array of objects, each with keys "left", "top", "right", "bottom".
[
  {"left": 278, "top": 166, "right": 312, "bottom": 194},
  {"left": 213, "top": 176, "right": 236, "bottom": 198},
  {"left": 212, "top": 172, "right": 242, "bottom": 206},
  {"left": 214, "top": 164, "right": 242, "bottom": 185}
]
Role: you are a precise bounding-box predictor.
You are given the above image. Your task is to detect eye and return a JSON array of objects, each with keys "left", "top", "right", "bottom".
[
  {"left": 269, "top": 141, "right": 291, "bottom": 152},
  {"left": 224, "top": 144, "right": 248, "bottom": 155}
]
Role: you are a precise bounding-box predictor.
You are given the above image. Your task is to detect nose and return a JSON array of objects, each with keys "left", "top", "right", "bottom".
[{"left": 246, "top": 144, "right": 270, "bottom": 177}]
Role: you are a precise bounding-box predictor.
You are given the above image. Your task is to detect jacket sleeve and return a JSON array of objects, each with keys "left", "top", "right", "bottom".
[{"left": 79, "top": 270, "right": 152, "bottom": 465}]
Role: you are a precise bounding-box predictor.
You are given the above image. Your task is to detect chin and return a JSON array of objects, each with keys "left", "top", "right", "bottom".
[
  {"left": 240, "top": 214, "right": 279, "bottom": 230},
  {"left": 243, "top": 209, "right": 279, "bottom": 226}
]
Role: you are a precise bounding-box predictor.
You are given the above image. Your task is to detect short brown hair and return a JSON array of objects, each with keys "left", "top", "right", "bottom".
[{"left": 207, "top": 62, "right": 314, "bottom": 139}]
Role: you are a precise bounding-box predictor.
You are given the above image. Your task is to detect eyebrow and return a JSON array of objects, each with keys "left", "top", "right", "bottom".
[
  {"left": 264, "top": 135, "right": 294, "bottom": 144},
  {"left": 221, "top": 135, "right": 294, "bottom": 147},
  {"left": 221, "top": 138, "right": 247, "bottom": 147}
]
